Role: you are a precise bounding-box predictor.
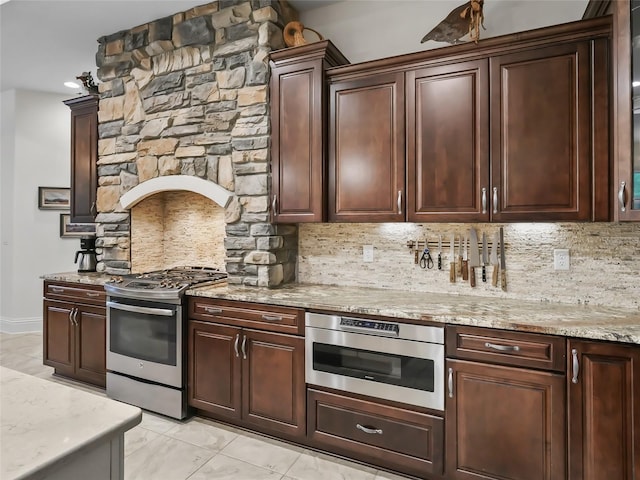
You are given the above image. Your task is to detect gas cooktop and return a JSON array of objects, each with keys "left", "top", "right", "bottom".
[{"left": 105, "top": 266, "right": 227, "bottom": 302}]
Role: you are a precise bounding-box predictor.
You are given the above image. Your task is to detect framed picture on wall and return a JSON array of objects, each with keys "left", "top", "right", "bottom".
[
  {"left": 59, "top": 213, "right": 96, "bottom": 238},
  {"left": 38, "top": 187, "right": 70, "bottom": 210}
]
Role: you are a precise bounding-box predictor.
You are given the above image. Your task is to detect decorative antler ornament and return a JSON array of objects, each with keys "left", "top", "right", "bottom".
[{"left": 420, "top": 0, "right": 486, "bottom": 45}]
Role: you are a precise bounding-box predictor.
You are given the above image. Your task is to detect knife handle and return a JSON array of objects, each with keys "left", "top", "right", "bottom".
[
  {"left": 457, "top": 256, "right": 462, "bottom": 275},
  {"left": 462, "top": 260, "right": 468, "bottom": 280},
  {"left": 414, "top": 249, "right": 419, "bottom": 264},
  {"left": 470, "top": 267, "right": 476, "bottom": 287},
  {"left": 500, "top": 269, "right": 507, "bottom": 291},
  {"left": 482, "top": 265, "right": 486, "bottom": 283},
  {"left": 438, "top": 253, "right": 442, "bottom": 270},
  {"left": 450, "top": 263, "right": 456, "bottom": 283},
  {"left": 492, "top": 265, "right": 499, "bottom": 287}
]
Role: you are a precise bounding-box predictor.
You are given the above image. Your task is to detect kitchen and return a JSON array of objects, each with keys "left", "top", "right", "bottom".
[{"left": 2, "top": 0, "right": 640, "bottom": 479}]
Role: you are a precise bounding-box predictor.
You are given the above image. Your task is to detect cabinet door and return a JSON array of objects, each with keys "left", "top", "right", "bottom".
[
  {"left": 188, "top": 321, "right": 242, "bottom": 420},
  {"left": 614, "top": 1, "right": 640, "bottom": 220},
  {"left": 490, "top": 42, "right": 591, "bottom": 221},
  {"left": 64, "top": 95, "right": 98, "bottom": 223},
  {"left": 446, "top": 359, "right": 565, "bottom": 480},
  {"left": 74, "top": 306, "right": 106, "bottom": 387},
  {"left": 271, "top": 59, "right": 325, "bottom": 223},
  {"left": 329, "top": 72, "right": 405, "bottom": 222},
  {"left": 407, "top": 60, "right": 489, "bottom": 222},
  {"left": 242, "top": 329, "right": 305, "bottom": 439},
  {"left": 567, "top": 340, "right": 640, "bottom": 480},
  {"left": 43, "top": 300, "right": 74, "bottom": 377}
]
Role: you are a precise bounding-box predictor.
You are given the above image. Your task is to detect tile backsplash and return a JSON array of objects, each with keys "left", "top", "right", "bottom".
[{"left": 298, "top": 223, "right": 640, "bottom": 309}]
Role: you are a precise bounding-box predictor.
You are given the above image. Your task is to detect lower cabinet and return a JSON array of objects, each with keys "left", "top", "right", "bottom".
[
  {"left": 43, "top": 299, "right": 106, "bottom": 387},
  {"left": 567, "top": 339, "right": 640, "bottom": 480},
  {"left": 188, "top": 300, "right": 306, "bottom": 440},
  {"left": 307, "top": 388, "right": 444, "bottom": 479}
]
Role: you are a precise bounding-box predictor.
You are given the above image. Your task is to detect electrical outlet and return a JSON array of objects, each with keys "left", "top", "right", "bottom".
[
  {"left": 554, "top": 249, "right": 570, "bottom": 271},
  {"left": 363, "top": 245, "right": 374, "bottom": 263}
]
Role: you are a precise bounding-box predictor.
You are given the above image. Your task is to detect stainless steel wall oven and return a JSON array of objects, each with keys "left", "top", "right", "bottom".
[{"left": 305, "top": 312, "right": 444, "bottom": 411}]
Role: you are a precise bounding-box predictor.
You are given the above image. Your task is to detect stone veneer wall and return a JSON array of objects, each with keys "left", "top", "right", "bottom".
[
  {"left": 94, "top": 1, "right": 297, "bottom": 286},
  {"left": 298, "top": 223, "right": 640, "bottom": 309}
]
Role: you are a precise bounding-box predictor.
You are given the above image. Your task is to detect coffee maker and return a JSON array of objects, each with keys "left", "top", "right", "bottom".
[{"left": 75, "top": 236, "right": 97, "bottom": 272}]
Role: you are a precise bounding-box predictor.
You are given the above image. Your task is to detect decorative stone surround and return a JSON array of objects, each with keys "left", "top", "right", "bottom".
[{"left": 94, "top": 0, "right": 297, "bottom": 287}]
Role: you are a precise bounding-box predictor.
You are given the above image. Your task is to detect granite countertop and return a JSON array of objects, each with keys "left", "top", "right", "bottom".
[
  {"left": 41, "top": 271, "right": 113, "bottom": 286},
  {"left": 41, "top": 273, "right": 640, "bottom": 345},
  {"left": 0, "top": 367, "right": 141, "bottom": 479}
]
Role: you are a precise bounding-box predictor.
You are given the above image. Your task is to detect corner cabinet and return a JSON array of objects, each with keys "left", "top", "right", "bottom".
[
  {"left": 64, "top": 95, "right": 98, "bottom": 224},
  {"left": 614, "top": 0, "right": 640, "bottom": 220},
  {"left": 187, "top": 298, "right": 306, "bottom": 440},
  {"left": 567, "top": 339, "right": 640, "bottom": 479},
  {"left": 270, "top": 41, "right": 349, "bottom": 223},
  {"left": 43, "top": 281, "right": 106, "bottom": 387}
]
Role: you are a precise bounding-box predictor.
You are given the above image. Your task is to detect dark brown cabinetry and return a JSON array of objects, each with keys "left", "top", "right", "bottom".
[
  {"left": 308, "top": 388, "right": 444, "bottom": 479},
  {"left": 43, "top": 281, "right": 106, "bottom": 387},
  {"left": 328, "top": 72, "right": 405, "bottom": 222},
  {"left": 567, "top": 339, "right": 640, "bottom": 479},
  {"left": 446, "top": 326, "right": 566, "bottom": 479},
  {"left": 270, "top": 41, "right": 349, "bottom": 223},
  {"left": 613, "top": 0, "right": 640, "bottom": 220},
  {"left": 188, "top": 298, "right": 305, "bottom": 439},
  {"left": 320, "top": 17, "right": 611, "bottom": 223},
  {"left": 407, "top": 60, "right": 489, "bottom": 222},
  {"left": 63, "top": 95, "right": 98, "bottom": 224}
]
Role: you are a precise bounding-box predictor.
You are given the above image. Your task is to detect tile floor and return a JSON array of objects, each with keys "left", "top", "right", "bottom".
[{"left": 0, "top": 332, "right": 412, "bottom": 480}]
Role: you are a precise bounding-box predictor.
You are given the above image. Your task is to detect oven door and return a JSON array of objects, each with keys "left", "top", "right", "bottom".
[
  {"left": 106, "top": 297, "right": 182, "bottom": 388},
  {"left": 306, "top": 327, "right": 444, "bottom": 411}
]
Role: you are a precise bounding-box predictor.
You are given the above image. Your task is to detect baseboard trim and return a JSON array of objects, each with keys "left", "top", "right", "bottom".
[{"left": 0, "top": 316, "right": 42, "bottom": 334}]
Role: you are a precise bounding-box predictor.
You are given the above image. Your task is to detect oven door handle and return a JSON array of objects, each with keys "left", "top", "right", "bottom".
[{"left": 106, "top": 301, "right": 175, "bottom": 317}]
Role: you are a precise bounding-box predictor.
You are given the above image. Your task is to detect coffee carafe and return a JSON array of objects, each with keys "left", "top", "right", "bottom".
[{"left": 75, "top": 236, "right": 97, "bottom": 272}]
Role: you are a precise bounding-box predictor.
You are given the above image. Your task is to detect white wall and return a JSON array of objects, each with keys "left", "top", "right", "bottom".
[
  {"left": 300, "top": 0, "right": 589, "bottom": 63},
  {"left": 0, "top": 89, "right": 78, "bottom": 333}
]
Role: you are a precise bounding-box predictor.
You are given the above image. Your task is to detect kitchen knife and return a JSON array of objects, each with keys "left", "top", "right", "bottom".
[
  {"left": 449, "top": 235, "right": 456, "bottom": 283},
  {"left": 481, "top": 233, "right": 488, "bottom": 283},
  {"left": 437, "top": 235, "right": 443, "bottom": 270},
  {"left": 490, "top": 231, "right": 499, "bottom": 287},
  {"left": 500, "top": 227, "right": 507, "bottom": 291},
  {"left": 462, "top": 235, "right": 469, "bottom": 281},
  {"left": 468, "top": 228, "right": 480, "bottom": 287},
  {"left": 457, "top": 236, "right": 463, "bottom": 277}
]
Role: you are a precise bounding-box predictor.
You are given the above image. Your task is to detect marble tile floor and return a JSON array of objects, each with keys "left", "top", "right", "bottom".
[{"left": 0, "top": 332, "right": 412, "bottom": 480}]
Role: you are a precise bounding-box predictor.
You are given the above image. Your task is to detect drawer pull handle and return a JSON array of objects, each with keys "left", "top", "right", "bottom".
[
  {"left": 571, "top": 349, "right": 579, "bottom": 384},
  {"left": 397, "top": 190, "right": 403, "bottom": 215},
  {"left": 619, "top": 181, "right": 627, "bottom": 212},
  {"left": 481, "top": 187, "right": 487, "bottom": 214},
  {"left": 262, "top": 314, "right": 282, "bottom": 322},
  {"left": 448, "top": 367, "right": 453, "bottom": 398},
  {"left": 241, "top": 335, "right": 247, "bottom": 360},
  {"left": 52, "top": 287, "right": 65, "bottom": 293},
  {"left": 492, "top": 187, "right": 498, "bottom": 214},
  {"left": 484, "top": 342, "right": 520, "bottom": 352},
  {"left": 356, "top": 424, "right": 383, "bottom": 435},
  {"left": 85, "top": 292, "right": 100, "bottom": 297},
  {"left": 203, "top": 306, "right": 223, "bottom": 315},
  {"left": 234, "top": 334, "right": 240, "bottom": 358}
]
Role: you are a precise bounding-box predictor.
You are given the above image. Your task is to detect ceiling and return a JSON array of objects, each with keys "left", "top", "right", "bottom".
[
  {"left": 1, "top": 0, "right": 590, "bottom": 97},
  {"left": 0, "top": 0, "right": 339, "bottom": 96}
]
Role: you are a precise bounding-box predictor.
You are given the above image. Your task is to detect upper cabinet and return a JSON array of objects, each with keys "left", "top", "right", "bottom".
[
  {"left": 329, "top": 72, "right": 405, "bottom": 222},
  {"left": 270, "top": 17, "right": 612, "bottom": 223},
  {"left": 270, "top": 41, "right": 349, "bottom": 223},
  {"left": 614, "top": 0, "right": 640, "bottom": 220},
  {"left": 64, "top": 95, "right": 98, "bottom": 224}
]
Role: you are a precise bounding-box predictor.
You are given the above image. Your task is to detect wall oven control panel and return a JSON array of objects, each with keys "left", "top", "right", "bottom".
[{"left": 339, "top": 318, "right": 400, "bottom": 336}]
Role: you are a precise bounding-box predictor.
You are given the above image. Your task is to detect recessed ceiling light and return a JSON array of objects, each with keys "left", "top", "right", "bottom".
[
  {"left": 64, "top": 81, "right": 80, "bottom": 89},
  {"left": 633, "top": 81, "right": 640, "bottom": 87}
]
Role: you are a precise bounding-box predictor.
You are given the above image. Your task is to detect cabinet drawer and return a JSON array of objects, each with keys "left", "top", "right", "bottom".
[
  {"left": 446, "top": 325, "right": 566, "bottom": 372},
  {"left": 307, "top": 389, "right": 444, "bottom": 478},
  {"left": 188, "top": 298, "right": 304, "bottom": 335},
  {"left": 44, "top": 281, "right": 106, "bottom": 306}
]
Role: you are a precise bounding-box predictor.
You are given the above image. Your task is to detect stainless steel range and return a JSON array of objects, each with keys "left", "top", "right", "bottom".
[{"left": 104, "top": 266, "right": 226, "bottom": 419}]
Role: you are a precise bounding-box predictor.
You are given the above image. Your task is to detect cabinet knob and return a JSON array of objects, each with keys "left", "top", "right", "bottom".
[{"left": 618, "top": 181, "right": 627, "bottom": 213}]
